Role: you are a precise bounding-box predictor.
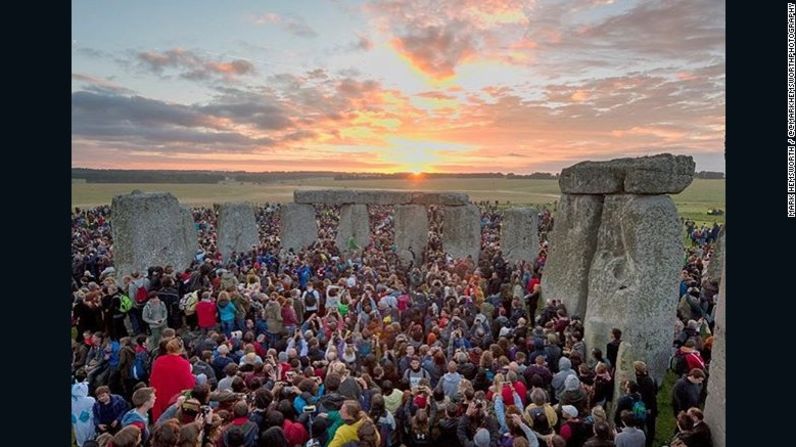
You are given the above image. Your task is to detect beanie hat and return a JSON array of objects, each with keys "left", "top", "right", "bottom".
[{"left": 474, "top": 428, "right": 491, "bottom": 447}]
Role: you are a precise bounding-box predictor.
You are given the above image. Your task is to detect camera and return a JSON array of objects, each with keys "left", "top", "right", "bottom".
[
  {"left": 200, "top": 405, "right": 211, "bottom": 416},
  {"left": 303, "top": 405, "right": 316, "bottom": 413}
]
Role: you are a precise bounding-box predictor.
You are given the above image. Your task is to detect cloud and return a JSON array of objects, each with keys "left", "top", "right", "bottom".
[
  {"left": 72, "top": 73, "right": 136, "bottom": 95},
  {"left": 391, "top": 21, "right": 479, "bottom": 79},
  {"left": 355, "top": 33, "right": 373, "bottom": 51},
  {"left": 136, "top": 49, "right": 255, "bottom": 81},
  {"left": 254, "top": 12, "right": 318, "bottom": 38}
]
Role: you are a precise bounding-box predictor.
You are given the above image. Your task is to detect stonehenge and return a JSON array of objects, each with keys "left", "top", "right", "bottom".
[
  {"left": 704, "top": 257, "right": 726, "bottom": 447},
  {"left": 543, "top": 153, "right": 695, "bottom": 384},
  {"left": 394, "top": 205, "right": 429, "bottom": 266},
  {"left": 443, "top": 204, "right": 482, "bottom": 262},
  {"left": 279, "top": 203, "right": 318, "bottom": 252},
  {"left": 110, "top": 191, "right": 197, "bottom": 277},
  {"left": 216, "top": 202, "right": 258, "bottom": 260},
  {"left": 500, "top": 207, "right": 539, "bottom": 265},
  {"left": 336, "top": 204, "right": 370, "bottom": 252}
]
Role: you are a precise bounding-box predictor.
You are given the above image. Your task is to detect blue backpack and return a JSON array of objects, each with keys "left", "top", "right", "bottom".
[
  {"left": 632, "top": 398, "right": 648, "bottom": 423},
  {"left": 131, "top": 350, "right": 148, "bottom": 381}
]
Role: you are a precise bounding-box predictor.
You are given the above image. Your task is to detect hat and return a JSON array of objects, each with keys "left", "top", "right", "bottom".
[
  {"left": 181, "top": 398, "right": 201, "bottom": 413},
  {"left": 474, "top": 428, "right": 491, "bottom": 447},
  {"left": 561, "top": 405, "right": 578, "bottom": 419},
  {"left": 564, "top": 374, "right": 580, "bottom": 391}
]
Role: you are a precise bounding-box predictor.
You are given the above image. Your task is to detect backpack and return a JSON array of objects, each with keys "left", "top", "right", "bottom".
[
  {"left": 131, "top": 350, "right": 149, "bottom": 381},
  {"left": 669, "top": 351, "right": 687, "bottom": 376},
  {"left": 304, "top": 290, "right": 318, "bottom": 307},
  {"left": 134, "top": 285, "right": 149, "bottom": 305},
  {"left": 631, "top": 398, "right": 648, "bottom": 423},
  {"left": 180, "top": 291, "right": 199, "bottom": 315},
  {"left": 119, "top": 294, "right": 133, "bottom": 313}
]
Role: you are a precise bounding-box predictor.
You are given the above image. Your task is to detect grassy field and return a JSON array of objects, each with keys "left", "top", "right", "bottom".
[{"left": 72, "top": 178, "right": 724, "bottom": 223}]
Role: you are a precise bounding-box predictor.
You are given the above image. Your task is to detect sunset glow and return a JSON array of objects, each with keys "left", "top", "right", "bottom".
[{"left": 72, "top": 0, "right": 725, "bottom": 173}]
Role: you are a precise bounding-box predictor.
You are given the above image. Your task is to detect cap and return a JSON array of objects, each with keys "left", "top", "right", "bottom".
[{"left": 561, "top": 405, "right": 578, "bottom": 418}]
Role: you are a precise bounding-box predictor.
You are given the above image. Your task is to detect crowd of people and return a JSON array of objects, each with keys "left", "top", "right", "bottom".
[{"left": 71, "top": 203, "right": 722, "bottom": 447}]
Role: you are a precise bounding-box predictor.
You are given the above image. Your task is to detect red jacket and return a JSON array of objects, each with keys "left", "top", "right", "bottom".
[
  {"left": 196, "top": 300, "right": 218, "bottom": 329},
  {"left": 149, "top": 354, "right": 196, "bottom": 422}
]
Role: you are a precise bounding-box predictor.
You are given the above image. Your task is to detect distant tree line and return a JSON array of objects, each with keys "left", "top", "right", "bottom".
[
  {"left": 334, "top": 172, "right": 559, "bottom": 180},
  {"left": 72, "top": 169, "right": 338, "bottom": 184},
  {"left": 694, "top": 171, "right": 725, "bottom": 179},
  {"left": 72, "top": 168, "right": 561, "bottom": 183}
]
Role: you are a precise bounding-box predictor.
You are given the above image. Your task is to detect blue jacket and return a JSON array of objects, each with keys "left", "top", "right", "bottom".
[
  {"left": 121, "top": 409, "right": 150, "bottom": 445},
  {"left": 218, "top": 301, "right": 237, "bottom": 322},
  {"left": 92, "top": 394, "right": 129, "bottom": 428}
]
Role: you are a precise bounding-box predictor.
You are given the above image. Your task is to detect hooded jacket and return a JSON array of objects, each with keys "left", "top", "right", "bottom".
[
  {"left": 143, "top": 299, "right": 167, "bottom": 328},
  {"left": 318, "top": 392, "right": 347, "bottom": 413},
  {"left": 92, "top": 393, "right": 129, "bottom": 428},
  {"left": 121, "top": 408, "right": 150, "bottom": 446},
  {"left": 551, "top": 357, "right": 576, "bottom": 400},
  {"left": 559, "top": 375, "right": 588, "bottom": 415},
  {"left": 71, "top": 382, "right": 96, "bottom": 447},
  {"left": 439, "top": 371, "right": 462, "bottom": 398}
]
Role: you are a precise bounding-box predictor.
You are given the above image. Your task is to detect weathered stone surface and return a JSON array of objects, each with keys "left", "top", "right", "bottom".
[
  {"left": 704, "top": 258, "right": 725, "bottom": 447},
  {"left": 354, "top": 190, "right": 413, "bottom": 205},
  {"left": 294, "top": 189, "right": 468, "bottom": 205},
  {"left": 279, "top": 204, "right": 318, "bottom": 252},
  {"left": 584, "top": 194, "right": 683, "bottom": 383},
  {"left": 216, "top": 203, "right": 259, "bottom": 259},
  {"left": 443, "top": 205, "right": 481, "bottom": 261},
  {"left": 541, "top": 195, "right": 604, "bottom": 318},
  {"left": 394, "top": 205, "right": 428, "bottom": 265},
  {"left": 559, "top": 153, "right": 695, "bottom": 194},
  {"left": 409, "top": 192, "right": 469, "bottom": 206},
  {"left": 336, "top": 204, "right": 370, "bottom": 252},
  {"left": 706, "top": 226, "right": 725, "bottom": 283},
  {"left": 501, "top": 207, "right": 539, "bottom": 265},
  {"left": 610, "top": 340, "right": 635, "bottom": 418},
  {"left": 111, "top": 191, "right": 197, "bottom": 277},
  {"left": 294, "top": 190, "right": 357, "bottom": 205}
]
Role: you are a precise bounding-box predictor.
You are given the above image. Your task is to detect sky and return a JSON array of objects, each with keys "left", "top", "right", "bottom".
[{"left": 71, "top": 0, "right": 725, "bottom": 174}]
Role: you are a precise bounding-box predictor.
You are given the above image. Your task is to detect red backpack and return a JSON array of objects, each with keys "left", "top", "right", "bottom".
[{"left": 134, "top": 285, "right": 149, "bottom": 304}]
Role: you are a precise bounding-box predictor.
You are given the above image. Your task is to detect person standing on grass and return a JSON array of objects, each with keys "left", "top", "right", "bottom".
[
  {"left": 614, "top": 411, "right": 645, "bottom": 447},
  {"left": 671, "top": 369, "right": 705, "bottom": 417},
  {"left": 633, "top": 361, "right": 658, "bottom": 447},
  {"left": 143, "top": 291, "right": 168, "bottom": 351}
]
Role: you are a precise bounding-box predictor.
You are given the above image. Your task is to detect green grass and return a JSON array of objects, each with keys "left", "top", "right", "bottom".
[
  {"left": 71, "top": 178, "right": 725, "bottom": 223},
  {"left": 655, "top": 371, "right": 678, "bottom": 446}
]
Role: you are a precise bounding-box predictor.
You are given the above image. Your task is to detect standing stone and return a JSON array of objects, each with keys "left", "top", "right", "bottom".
[
  {"left": 584, "top": 194, "right": 682, "bottom": 383},
  {"left": 280, "top": 203, "right": 318, "bottom": 252},
  {"left": 706, "top": 226, "right": 725, "bottom": 283},
  {"left": 442, "top": 204, "right": 481, "bottom": 262},
  {"left": 336, "top": 204, "right": 370, "bottom": 252},
  {"left": 501, "top": 207, "right": 539, "bottom": 265},
  {"left": 394, "top": 205, "right": 428, "bottom": 265},
  {"left": 704, "top": 258, "right": 725, "bottom": 447},
  {"left": 610, "top": 340, "right": 635, "bottom": 418},
  {"left": 541, "top": 195, "right": 604, "bottom": 318},
  {"left": 111, "top": 191, "right": 197, "bottom": 277},
  {"left": 216, "top": 203, "right": 259, "bottom": 260}
]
